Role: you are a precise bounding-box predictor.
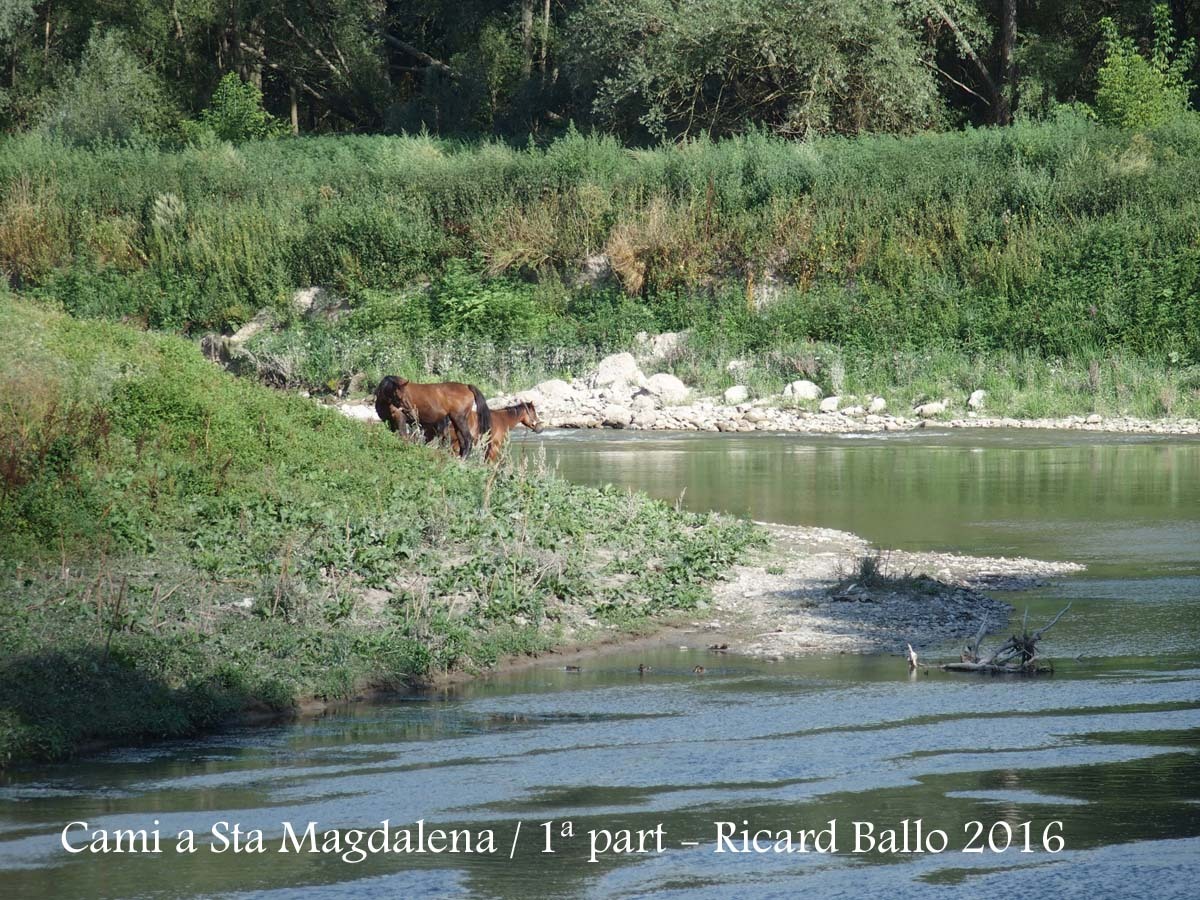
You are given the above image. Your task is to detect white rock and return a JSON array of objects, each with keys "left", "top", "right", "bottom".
[
  {"left": 630, "top": 392, "right": 658, "bottom": 411},
  {"left": 783, "top": 379, "right": 822, "bottom": 401},
  {"left": 723, "top": 385, "right": 750, "bottom": 405},
  {"left": 590, "top": 353, "right": 646, "bottom": 391},
  {"left": 1086, "top": 413, "right": 1102, "bottom": 424},
  {"left": 819, "top": 396, "right": 841, "bottom": 413},
  {"left": 632, "top": 409, "right": 660, "bottom": 428},
  {"left": 338, "top": 402, "right": 378, "bottom": 422},
  {"left": 535, "top": 379, "right": 578, "bottom": 403},
  {"left": 745, "top": 407, "right": 768, "bottom": 423},
  {"left": 515, "top": 389, "right": 542, "bottom": 405},
  {"left": 230, "top": 308, "right": 273, "bottom": 343},
  {"left": 842, "top": 405, "right": 865, "bottom": 416},
  {"left": 575, "top": 253, "right": 614, "bottom": 288},
  {"left": 647, "top": 331, "right": 687, "bottom": 361},
  {"left": 968, "top": 389, "right": 987, "bottom": 410},
  {"left": 602, "top": 405, "right": 633, "bottom": 428},
  {"left": 868, "top": 397, "right": 888, "bottom": 414},
  {"left": 644, "top": 372, "right": 691, "bottom": 405},
  {"left": 726, "top": 359, "right": 751, "bottom": 373},
  {"left": 915, "top": 400, "right": 947, "bottom": 418}
]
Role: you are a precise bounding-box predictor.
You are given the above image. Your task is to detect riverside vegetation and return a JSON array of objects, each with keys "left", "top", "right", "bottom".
[
  {"left": 4, "top": 117, "right": 1200, "bottom": 417},
  {"left": 0, "top": 296, "right": 758, "bottom": 765}
]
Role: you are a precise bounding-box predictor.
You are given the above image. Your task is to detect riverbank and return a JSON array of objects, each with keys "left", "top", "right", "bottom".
[
  {"left": 331, "top": 346, "right": 1200, "bottom": 437},
  {"left": 0, "top": 297, "right": 757, "bottom": 766}
]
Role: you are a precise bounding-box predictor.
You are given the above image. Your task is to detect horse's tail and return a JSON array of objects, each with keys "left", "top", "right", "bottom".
[{"left": 469, "top": 384, "right": 492, "bottom": 437}]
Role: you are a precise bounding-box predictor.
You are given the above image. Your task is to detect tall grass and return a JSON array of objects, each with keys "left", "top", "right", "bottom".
[{"left": 2, "top": 116, "right": 1199, "bottom": 359}]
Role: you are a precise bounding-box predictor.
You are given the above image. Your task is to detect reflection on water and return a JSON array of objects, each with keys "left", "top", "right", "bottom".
[{"left": 2, "top": 430, "right": 1198, "bottom": 898}]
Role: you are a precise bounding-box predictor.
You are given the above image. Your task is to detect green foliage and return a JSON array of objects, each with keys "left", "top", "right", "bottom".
[
  {"left": 39, "top": 30, "right": 175, "bottom": 146},
  {"left": 187, "top": 73, "right": 287, "bottom": 144},
  {"left": 0, "top": 296, "right": 756, "bottom": 763},
  {"left": 5, "top": 121, "right": 1200, "bottom": 359},
  {"left": 567, "top": 0, "right": 940, "bottom": 139},
  {"left": 1094, "top": 5, "right": 1196, "bottom": 129}
]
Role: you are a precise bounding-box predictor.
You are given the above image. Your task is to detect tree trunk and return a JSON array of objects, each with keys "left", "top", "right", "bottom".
[
  {"left": 290, "top": 83, "right": 299, "bottom": 135},
  {"left": 996, "top": 0, "right": 1017, "bottom": 125},
  {"left": 540, "top": 0, "right": 550, "bottom": 78},
  {"left": 521, "top": 0, "right": 534, "bottom": 77}
]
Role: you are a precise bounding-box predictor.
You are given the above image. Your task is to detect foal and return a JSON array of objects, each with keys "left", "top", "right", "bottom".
[{"left": 452, "top": 400, "right": 543, "bottom": 462}]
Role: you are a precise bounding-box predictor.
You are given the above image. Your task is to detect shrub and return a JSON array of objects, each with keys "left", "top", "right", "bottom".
[
  {"left": 1094, "top": 5, "right": 1196, "bottom": 129},
  {"left": 40, "top": 31, "right": 175, "bottom": 146},
  {"left": 186, "top": 73, "right": 287, "bottom": 144}
]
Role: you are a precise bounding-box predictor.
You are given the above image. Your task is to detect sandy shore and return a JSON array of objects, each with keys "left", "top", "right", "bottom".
[{"left": 694, "top": 523, "right": 1083, "bottom": 659}]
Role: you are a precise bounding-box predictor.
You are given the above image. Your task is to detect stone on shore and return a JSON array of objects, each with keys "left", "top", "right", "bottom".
[
  {"left": 724, "top": 385, "right": 750, "bottom": 405},
  {"left": 535, "top": 379, "right": 578, "bottom": 404},
  {"left": 783, "top": 379, "right": 822, "bottom": 401},
  {"left": 590, "top": 352, "right": 646, "bottom": 392},
  {"left": 819, "top": 396, "right": 841, "bottom": 413},
  {"left": 868, "top": 397, "right": 888, "bottom": 414},
  {"left": 968, "top": 389, "right": 987, "bottom": 410},
  {"left": 644, "top": 372, "right": 690, "bottom": 405},
  {"left": 602, "top": 405, "right": 633, "bottom": 428},
  {"left": 914, "top": 400, "right": 947, "bottom": 418}
]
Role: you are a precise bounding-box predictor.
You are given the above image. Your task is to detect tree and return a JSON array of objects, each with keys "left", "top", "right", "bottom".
[
  {"left": 1093, "top": 3, "right": 1195, "bottom": 128},
  {"left": 567, "top": 0, "right": 942, "bottom": 140},
  {"left": 40, "top": 29, "right": 175, "bottom": 145}
]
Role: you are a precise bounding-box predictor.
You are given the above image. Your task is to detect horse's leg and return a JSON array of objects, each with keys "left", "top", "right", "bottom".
[{"left": 450, "top": 412, "right": 473, "bottom": 458}]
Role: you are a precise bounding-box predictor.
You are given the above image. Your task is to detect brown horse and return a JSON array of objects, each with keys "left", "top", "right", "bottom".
[
  {"left": 375, "top": 375, "right": 491, "bottom": 458},
  {"left": 451, "top": 400, "right": 543, "bottom": 462}
]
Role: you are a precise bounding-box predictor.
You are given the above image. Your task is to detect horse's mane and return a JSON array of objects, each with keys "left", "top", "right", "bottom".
[{"left": 375, "top": 375, "right": 407, "bottom": 405}]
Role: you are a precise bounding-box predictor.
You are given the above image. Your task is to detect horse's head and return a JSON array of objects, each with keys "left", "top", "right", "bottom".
[
  {"left": 375, "top": 375, "right": 410, "bottom": 405},
  {"left": 520, "top": 402, "right": 544, "bottom": 433}
]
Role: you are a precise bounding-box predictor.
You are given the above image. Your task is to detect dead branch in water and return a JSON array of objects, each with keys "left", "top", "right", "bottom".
[{"left": 941, "top": 603, "right": 1071, "bottom": 675}]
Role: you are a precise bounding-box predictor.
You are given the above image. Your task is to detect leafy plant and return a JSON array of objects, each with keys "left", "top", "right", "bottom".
[
  {"left": 1094, "top": 5, "right": 1196, "bottom": 129},
  {"left": 186, "top": 73, "right": 287, "bottom": 144}
]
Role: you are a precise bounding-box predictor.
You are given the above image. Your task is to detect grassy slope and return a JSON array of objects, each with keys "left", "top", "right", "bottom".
[{"left": 0, "top": 296, "right": 758, "bottom": 765}]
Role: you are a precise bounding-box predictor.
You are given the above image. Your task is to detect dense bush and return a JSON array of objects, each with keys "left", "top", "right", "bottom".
[{"left": 2, "top": 118, "right": 1200, "bottom": 359}]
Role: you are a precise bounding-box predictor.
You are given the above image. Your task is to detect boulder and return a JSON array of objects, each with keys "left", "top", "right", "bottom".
[
  {"left": 230, "top": 308, "right": 274, "bottom": 344},
  {"left": 819, "top": 396, "right": 841, "bottom": 413},
  {"left": 632, "top": 409, "right": 660, "bottom": 429},
  {"left": 723, "top": 385, "right": 750, "bottom": 405},
  {"left": 534, "top": 379, "right": 578, "bottom": 404},
  {"left": 914, "top": 400, "right": 947, "bottom": 418},
  {"left": 726, "top": 359, "right": 751, "bottom": 373},
  {"left": 1086, "top": 413, "right": 1102, "bottom": 424},
  {"left": 590, "top": 352, "right": 646, "bottom": 392},
  {"left": 575, "top": 253, "right": 614, "bottom": 288},
  {"left": 868, "top": 397, "right": 888, "bottom": 414},
  {"left": 783, "top": 379, "right": 822, "bottom": 401},
  {"left": 647, "top": 331, "right": 688, "bottom": 361},
  {"left": 968, "top": 389, "right": 987, "bottom": 410},
  {"left": 644, "top": 372, "right": 690, "bottom": 405},
  {"left": 602, "top": 405, "right": 634, "bottom": 428}
]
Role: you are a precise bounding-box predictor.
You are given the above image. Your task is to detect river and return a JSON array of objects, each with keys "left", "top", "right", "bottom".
[{"left": 2, "top": 429, "right": 1198, "bottom": 898}]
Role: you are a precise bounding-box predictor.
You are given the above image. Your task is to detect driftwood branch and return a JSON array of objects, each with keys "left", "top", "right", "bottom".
[{"left": 941, "top": 604, "right": 1070, "bottom": 675}]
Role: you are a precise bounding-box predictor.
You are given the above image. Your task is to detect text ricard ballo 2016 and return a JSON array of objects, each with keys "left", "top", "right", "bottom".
[{"left": 61, "top": 817, "right": 1066, "bottom": 864}]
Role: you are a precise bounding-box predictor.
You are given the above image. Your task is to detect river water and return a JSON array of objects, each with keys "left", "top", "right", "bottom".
[{"left": 2, "top": 430, "right": 1198, "bottom": 898}]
